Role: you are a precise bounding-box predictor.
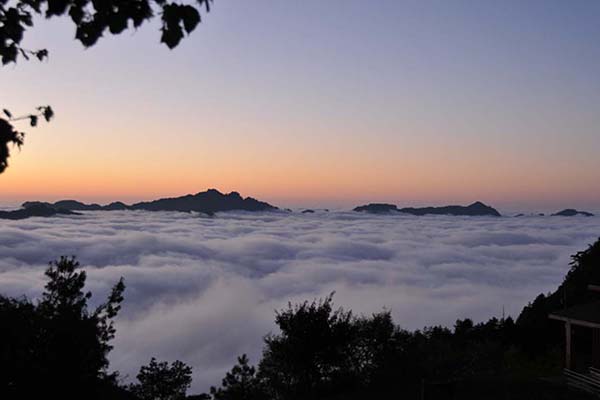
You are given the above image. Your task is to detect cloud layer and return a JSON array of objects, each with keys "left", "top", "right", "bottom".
[{"left": 0, "top": 210, "right": 599, "bottom": 392}]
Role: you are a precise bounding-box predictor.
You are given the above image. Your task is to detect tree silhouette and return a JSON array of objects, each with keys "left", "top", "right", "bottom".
[
  {"left": 131, "top": 357, "right": 193, "bottom": 400},
  {"left": 258, "top": 294, "right": 363, "bottom": 400},
  {"left": 0, "top": 256, "right": 126, "bottom": 399},
  {"left": 209, "top": 354, "right": 266, "bottom": 400},
  {"left": 0, "top": 0, "right": 213, "bottom": 173}
]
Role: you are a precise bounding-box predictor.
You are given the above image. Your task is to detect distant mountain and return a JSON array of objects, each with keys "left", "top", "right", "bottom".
[
  {"left": 129, "top": 189, "right": 277, "bottom": 213},
  {"left": 552, "top": 209, "right": 594, "bottom": 217},
  {"left": 0, "top": 204, "right": 79, "bottom": 220},
  {"left": 104, "top": 202, "right": 129, "bottom": 211},
  {"left": 353, "top": 204, "right": 399, "bottom": 213},
  {"left": 22, "top": 189, "right": 278, "bottom": 215},
  {"left": 353, "top": 201, "right": 501, "bottom": 216},
  {"left": 399, "top": 201, "right": 501, "bottom": 217},
  {"left": 22, "top": 200, "right": 101, "bottom": 211},
  {"left": 22, "top": 201, "right": 51, "bottom": 209}
]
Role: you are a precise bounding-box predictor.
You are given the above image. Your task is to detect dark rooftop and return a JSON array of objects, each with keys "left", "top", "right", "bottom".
[{"left": 549, "top": 301, "right": 600, "bottom": 326}]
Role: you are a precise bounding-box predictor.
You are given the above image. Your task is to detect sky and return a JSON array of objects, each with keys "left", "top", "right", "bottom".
[
  {"left": 1, "top": 210, "right": 599, "bottom": 392},
  {"left": 1, "top": 0, "right": 600, "bottom": 211}
]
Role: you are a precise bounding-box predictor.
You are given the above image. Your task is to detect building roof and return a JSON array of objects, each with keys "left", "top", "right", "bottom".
[{"left": 549, "top": 301, "right": 600, "bottom": 328}]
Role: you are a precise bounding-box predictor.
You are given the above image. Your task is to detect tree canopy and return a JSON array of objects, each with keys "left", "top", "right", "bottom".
[
  {"left": 131, "top": 357, "right": 193, "bottom": 400},
  {"left": 0, "top": 256, "right": 126, "bottom": 399},
  {"left": 209, "top": 355, "right": 266, "bottom": 400}
]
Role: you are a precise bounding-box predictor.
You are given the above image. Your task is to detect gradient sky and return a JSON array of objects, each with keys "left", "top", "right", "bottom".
[{"left": 1, "top": 0, "right": 599, "bottom": 211}]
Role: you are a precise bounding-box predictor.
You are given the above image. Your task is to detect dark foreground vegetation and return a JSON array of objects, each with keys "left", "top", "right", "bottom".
[{"left": 1, "top": 240, "right": 599, "bottom": 399}]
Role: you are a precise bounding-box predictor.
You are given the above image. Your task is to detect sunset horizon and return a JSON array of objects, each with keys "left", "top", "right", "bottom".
[{"left": 2, "top": 186, "right": 599, "bottom": 214}]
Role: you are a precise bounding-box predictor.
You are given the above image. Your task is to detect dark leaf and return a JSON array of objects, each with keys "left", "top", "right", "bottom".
[
  {"left": 2, "top": 44, "right": 18, "bottom": 64},
  {"left": 4, "top": 8, "right": 25, "bottom": 42},
  {"left": 35, "top": 49, "right": 48, "bottom": 61},
  {"left": 69, "top": 5, "right": 85, "bottom": 24},
  {"left": 108, "top": 12, "right": 129, "bottom": 34},
  {"left": 161, "top": 24, "right": 184, "bottom": 49},
  {"left": 21, "top": 12, "right": 33, "bottom": 27},
  {"left": 29, "top": 115, "right": 38, "bottom": 127},
  {"left": 3, "top": 109, "right": 12, "bottom": 119},
  {"left": 46, "top": 0, "right": 70, "bottom": 17},
  {"left": 43, "top": 106, "right": 54, "bottom": 122},
  {"left": 131, "top": 2, "right": 153, "bottom": 27},
  {"left": 181, "top": 6, "right": 200, "bottom": 34},
  {"left": 75, "top": 19, "right": 104, "bottom": 47}
]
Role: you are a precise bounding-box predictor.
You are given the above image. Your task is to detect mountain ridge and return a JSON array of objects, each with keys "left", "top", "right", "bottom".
[
  {"left": 0, "top": 204, "right": 80, "bottom": 220},
  {"left": 22, "top": 189, "right": 278, "bottom": 215},
  {"left": 353, "top": 201, "right": 502, "bottom": 217},
  {"left": 552, "top": 208, "right": 594, "bottom": 217}
]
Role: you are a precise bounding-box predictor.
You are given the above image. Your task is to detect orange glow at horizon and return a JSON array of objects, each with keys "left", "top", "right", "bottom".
[{"left": 1, "top": 119, "right": 598, "bottom": 210}]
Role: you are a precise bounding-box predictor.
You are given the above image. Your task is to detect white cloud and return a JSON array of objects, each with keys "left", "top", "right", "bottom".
[{"left": 0, "top": 210, "right": 598, "bottom": 392}]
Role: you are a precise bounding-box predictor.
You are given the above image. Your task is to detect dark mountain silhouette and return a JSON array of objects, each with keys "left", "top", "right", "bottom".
[
  {"left": 354, "top": 201, "right": 501, "bottom": 216},
  {"left": 399, "top": 201, "right": 501, "bottom": 216},
  {"left": 353, "top": 203, "right": 399, "bottom": 213},
  {"left": 301, "top": 209, "right": 315, "bottom": 214},
  {"left": 129, "top": 189, "right": 277, "bottom": 213},
  {"left": 22, "top": 201, "right": 52, "bottom": 209},
  {"left": 54, "top": 200, "right": 102, "bottom": 210},
  {"left": 23, "top": 200, "right": 112, "bottom": 211},
  {"left": 104, "top": 202, "right": 129, "bottom": 211},
  {"left": 0, "top": 204, "right": 79, "bottom": 220},
  {"left": 552, "top": 209, "right": 594, "bottom": 217},
  {"left": 23, "top": 189, "right": 278, "bottom": 215}
]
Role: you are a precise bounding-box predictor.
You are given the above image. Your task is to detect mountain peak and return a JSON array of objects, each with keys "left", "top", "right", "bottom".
[{"left": 468, "top": 201, "right": 486, "bottom": 207}]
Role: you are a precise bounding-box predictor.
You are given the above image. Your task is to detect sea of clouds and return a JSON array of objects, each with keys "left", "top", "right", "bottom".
[{"left": 0, "top": 210, "right": 599, "bottom": 393}]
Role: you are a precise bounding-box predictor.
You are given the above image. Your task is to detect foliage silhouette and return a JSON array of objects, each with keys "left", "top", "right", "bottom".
[
  {"left": 251, "top": 296, "right": 521, "bottom": 400},
  {"left": 209, "top": 354, "right": 266, "bottom": 400},
  {"left": 206, "top": 239, "right": 600, "bottom": 399},
  {"left": 258, "top": 294, "right": 361, "bottom": 400},
  {"left": 0, "top": 0, "right": 213, "bottom": 173},
  {"left": 0, "top": 256, "right": 126, "bottom": 399},
  {"left": 131, "top": 357, "right": 193, "bottom": 400},
  {"left": 516, "top": 238, "right": 600, "bottom": 357},
  {"left": 202, "top": 297, "right": 587, "bottom": 400},
  {"left": 0, "top": 106, "right": 53, "bottom": 173},
  {"left": 0, "top": 0, "right": 213, "bottom": 65}
]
